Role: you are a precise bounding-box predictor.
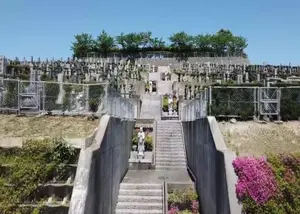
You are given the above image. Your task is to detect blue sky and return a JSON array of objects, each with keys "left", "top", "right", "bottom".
[{"left": 0, "top": 0, "right": 299, "bottom": 65}]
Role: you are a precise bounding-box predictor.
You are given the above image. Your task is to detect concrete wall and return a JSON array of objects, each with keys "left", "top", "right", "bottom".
[
  {"left": 69, "top": 115, "right": 135, "bottom": 214},
  {"left": 126, "top": 97, "right": 141, "bottom": 118},
  {"left": 182, "top": 116, "right": 241, "bottom": 214}
]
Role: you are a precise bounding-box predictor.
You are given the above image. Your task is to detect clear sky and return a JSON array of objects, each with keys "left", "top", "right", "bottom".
[{"left": 1, "top": 0, "right": 299, "bottom": 65}]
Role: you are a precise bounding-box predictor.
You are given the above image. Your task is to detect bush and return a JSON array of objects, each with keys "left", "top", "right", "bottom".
[
  {"left": 132, "top": 130, "right": 153, "bottom": 151},
  {"left": 0, "top": 138, "right": 78, "bottom": 214},
  {"left": 233, "top": 154, "right": 300, "bottom": 213},
  {"left": 3, "top": 82, "right": 18, "bottom": 108},
  {"left": 88, "top": 84, "right": 105, "bottom": 112},
  {"left": 44, "top": 82, "right": 60, "bottom": 112},
  {"left": 162, "top": 95, "right": 169, "bottom": 112},
  {"left": 168, "top": 187, "right": 199, "bottom": 214}
]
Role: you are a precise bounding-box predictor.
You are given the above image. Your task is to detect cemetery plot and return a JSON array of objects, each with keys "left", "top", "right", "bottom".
[
  {"left": 0, "top": 115, "right": 98, "bottom": 138},
  {"left": 219, "top": 121, "right": 300, "bottom": 156}
]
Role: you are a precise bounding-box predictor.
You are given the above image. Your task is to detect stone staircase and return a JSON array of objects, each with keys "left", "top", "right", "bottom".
[
  {"left": 140, "top": 94, "right": 161, "bottom": 120},
  {"left": 155, "top": 121, "right": 187, "bottom": 170},
  {"left": 115, "top": 183, "right": 163, "bottom": 214}
]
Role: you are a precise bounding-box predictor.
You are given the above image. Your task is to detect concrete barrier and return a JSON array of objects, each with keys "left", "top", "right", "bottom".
[
  {"left": 182, "top": 116, "right": 242, "bottom": 214},
  {"left": 69, "top": 115, "right": 135, "bottom": 214}
]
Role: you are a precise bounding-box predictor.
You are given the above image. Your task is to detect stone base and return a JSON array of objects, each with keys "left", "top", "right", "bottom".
[
  {"left": 129, "top": 151, "right": 154, "bottom": 170},
  {"left": 161, "top": 115, "right": 179, "bottom": 120}
]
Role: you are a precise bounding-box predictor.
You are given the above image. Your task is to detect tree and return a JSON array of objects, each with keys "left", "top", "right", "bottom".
[
  {"left": 210, "top": 29, "right": 247, "bottom": 56},
  {"left": 150, "top": 37, "right": 166, "bottom": 51},
  {"left": 193, "top": 34, "right": 213, "bottom": 53},
  {"left": 169, "top": 31, "right": 193, "bottom": 52},
  {"left": 70, "top": 29, "right": 248, "bottom": 58},
  {"left": 71, "top": 33, "right": 95, "bottom": 58},
  {"left": 116, "top": 32, "right": 142, "bottom": 52},
  {"left": 95, "top": 30, "right": 116, "bottom": 57}
]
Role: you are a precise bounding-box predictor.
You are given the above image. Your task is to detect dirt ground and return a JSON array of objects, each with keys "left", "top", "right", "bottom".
[
  {"left": 0, "top": 115, "right": 99, "bottom": 138},
  {"left": 219, "top": 121, "right": 300, "bottom": 156}
]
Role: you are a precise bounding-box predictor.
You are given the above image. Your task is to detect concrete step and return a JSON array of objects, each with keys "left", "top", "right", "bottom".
[
  {"left": 156, "top": 144, "right": 185, "bottom": 148},
  {"left": 156, "top": 148, "right": 185, "bottom": 152},
  {"left": 119, "top": 189, "right": 163, "bottom": 196},
  {"left": 155, "top": 165, "right": 187, "bottom": 170},
  {"left": 118, "top": 195, "right": 162, "bottom": 203},
  {"left": 156, "top": 158, "right": 186, "bottom": 163},
  {"left": 156, "top": 127, "right": 182, "bottom": 132},
  {"left": 156, "top": 151, "right": 186, "bottom": 156},
  {"left": 156, "top": 142, "right": 183, "bottom": 145},
  {"left": 157, "top": 133, "right": 182, "bottom": 137},
  {"left": 156, "top": 161, "right": 186, "bottom": 167},
  {"left": 157, "top": 136, "right": 182, "bottom": 140},
  {"left": 120, "top": 183, "right": 161, "bottom": 190},
  {"left": 116, "top": 209, "right": 163, "bottom": 214},
  {"left": 155, "top": 154, "right": 186, "bottom": 159},
  {"left": 116, "top": 202, "right": 163, "bottom": 210}
]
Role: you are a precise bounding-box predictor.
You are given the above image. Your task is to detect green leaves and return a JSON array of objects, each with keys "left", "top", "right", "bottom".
[
  {"left": 0, "top": 138, "right": 78, "bottom": 213},
  {"left": 71, "top": 29, "right": 248, "bottom": 58}
]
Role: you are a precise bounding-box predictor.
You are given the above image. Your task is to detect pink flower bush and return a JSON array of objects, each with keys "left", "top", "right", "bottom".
[
  {"left": 191, "top": 200, "right": 199, "bottom": 213},
  {"left": 232, "top": 157, "right": 278, "bottom": 204},
  {"left": 168, "top": 204, "right": 179, "bottom": 214}
]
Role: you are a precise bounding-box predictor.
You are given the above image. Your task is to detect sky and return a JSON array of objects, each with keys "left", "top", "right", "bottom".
[{"left": 0, "top": 0, "right": 300, "bottom": 65}]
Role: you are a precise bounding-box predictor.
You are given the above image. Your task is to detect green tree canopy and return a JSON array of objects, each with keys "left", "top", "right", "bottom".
[{"left": 71, "top": 29, "right": 248, "bottom": 58}]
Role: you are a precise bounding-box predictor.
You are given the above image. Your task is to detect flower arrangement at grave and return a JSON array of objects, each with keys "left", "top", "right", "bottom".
[
  {"left": 168, "top": 187, "right": 200, "bottom": 214},
  {"left": 233, "top": 154, "right": 300, "bottom": 213}
]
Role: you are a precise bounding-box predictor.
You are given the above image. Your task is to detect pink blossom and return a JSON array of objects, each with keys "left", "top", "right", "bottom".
[
  {"left": 232, "top": 156, "right": 278, "bottom": 204},
  {"left": 168, "top": 204, "right": 179, "bottom": 214}
]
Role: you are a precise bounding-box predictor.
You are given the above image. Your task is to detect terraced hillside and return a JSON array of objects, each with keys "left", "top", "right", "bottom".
[{"left": 0, "top": 138, "right": 80, "bottom": 214}]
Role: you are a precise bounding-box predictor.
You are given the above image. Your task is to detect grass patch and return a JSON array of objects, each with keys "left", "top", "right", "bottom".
[{"left": 0, "top": 115, "right": 99, "bottom": 138}]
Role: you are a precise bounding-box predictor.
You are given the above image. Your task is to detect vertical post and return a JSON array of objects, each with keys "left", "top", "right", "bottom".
[
  {"left": 17, "top": 80, "right": 20, "bottom": 114},
  {"left": 277, "top": 87, "right": 281, "bottom": 121},
  {"left": 42, "top": 81, "right": 46, "bottom": 113},
  {"left": 209, "top": 86, "right": 212, "bottom": 115},
  {"left": 85, "top": 85, "right": 89, "bottom": 112},
  {"left": 253, "top": 87, "right": 256, "bottom": 119}
]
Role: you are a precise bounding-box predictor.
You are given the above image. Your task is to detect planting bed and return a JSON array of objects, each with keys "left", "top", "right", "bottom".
[
  {"left": 0, "top": 115, "right": 99, "bottom": 138},
  {"left": 167, "top": 184, "right": 199, "bottom": 214},
  {"left": 0, "top": 138, "right": 80, "bottom": 214}
]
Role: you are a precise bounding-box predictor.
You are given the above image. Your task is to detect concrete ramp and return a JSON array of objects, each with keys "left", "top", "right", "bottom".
[{"left": 140, "top": 94, "right": 161, "bottom": 120}]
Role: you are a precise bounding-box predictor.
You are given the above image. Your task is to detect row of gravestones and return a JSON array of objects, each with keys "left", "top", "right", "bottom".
[
  {"left": 6, "top": 57, "right": 300, "bottom": 79},
  {"left": 175, "top": 63, "right": 300, "bottom": 75}
]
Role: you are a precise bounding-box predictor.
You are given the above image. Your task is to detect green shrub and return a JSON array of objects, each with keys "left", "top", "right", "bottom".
[
  {"left": 162, "top": 95, "right": 169, "bottom": 112},
  {"left": 168, "top": 187, "right": 199, "bottom": 213},
  {"left": 3, "top": 82, "right": 18, "bottom": 108},
  {"left": 132, "top": 131, "right": 153, "bottom": 151},
  {"left": 0, "top": 138, "right": 78, "bottom": 213},
  {"left": 88, "top": 84, "right": 104, "bottom": 112},
  {"left": 44, "top": 82, "right": 60, "bottom": 112},
  {"left": 62, "top": 84, "right": 72, "bottom": 112}
]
